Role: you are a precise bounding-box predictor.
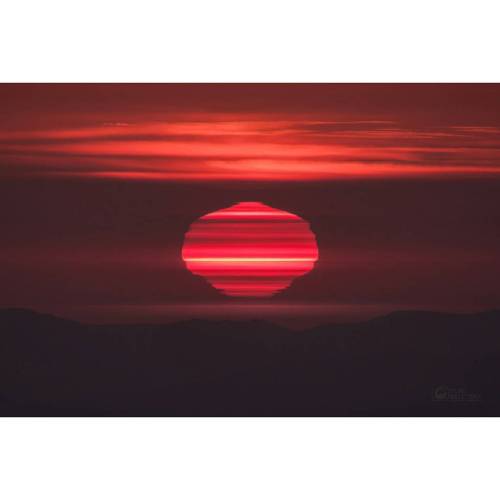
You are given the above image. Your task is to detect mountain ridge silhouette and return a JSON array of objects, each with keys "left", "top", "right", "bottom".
[{"left": 1, "top": 308, "right": 500, "bottom": 416}]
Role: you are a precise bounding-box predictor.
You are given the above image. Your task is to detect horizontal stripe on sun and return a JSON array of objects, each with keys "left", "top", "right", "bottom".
[
  {"left": 184, "top": 257, "right": 315, "bottom": 262},
  {"left": 202, "top": 210, "right": 300, "bottom": 219}
]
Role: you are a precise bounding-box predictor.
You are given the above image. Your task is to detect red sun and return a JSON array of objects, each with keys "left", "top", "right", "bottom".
[{"left": 182, "top": 202, "right": 319, "bottom": 297}]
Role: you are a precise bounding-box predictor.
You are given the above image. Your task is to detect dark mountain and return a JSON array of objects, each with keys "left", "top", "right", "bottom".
[{"left": 1, "top": 308, "right": 500, "bottom": 416}]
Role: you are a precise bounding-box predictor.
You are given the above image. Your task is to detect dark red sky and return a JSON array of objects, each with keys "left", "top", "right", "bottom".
[{"left": 1, "top": 84, "right": 500, "bottom": 325}]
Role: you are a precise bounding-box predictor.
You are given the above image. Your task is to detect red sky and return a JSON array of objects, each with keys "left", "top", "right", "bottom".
[{"left": 1, "top": 84, "right": 500, "bottom": 324}]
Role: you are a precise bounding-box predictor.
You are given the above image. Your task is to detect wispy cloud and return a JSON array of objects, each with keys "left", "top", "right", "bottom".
[{"left": 1, "top": 116, "right": 500, "bottom": 180}]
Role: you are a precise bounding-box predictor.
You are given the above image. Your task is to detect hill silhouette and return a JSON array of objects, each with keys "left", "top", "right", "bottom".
[{"left": 1, "top": 308, "right": 500, "bottom": 416}]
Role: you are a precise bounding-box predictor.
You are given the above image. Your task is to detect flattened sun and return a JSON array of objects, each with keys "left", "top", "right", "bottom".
[{"left": 182, "top": 202, "right": 318, "bottom": 297}]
